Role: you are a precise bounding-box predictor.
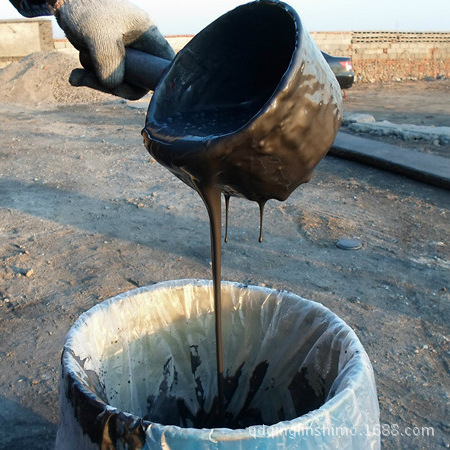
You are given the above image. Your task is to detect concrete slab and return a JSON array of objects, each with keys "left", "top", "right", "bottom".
[
  {"left": 345, "top": 120, "right": 450, "bottom": 145},
  {"left": 330, "top": 131, "right": 450, "bottom": 190}
]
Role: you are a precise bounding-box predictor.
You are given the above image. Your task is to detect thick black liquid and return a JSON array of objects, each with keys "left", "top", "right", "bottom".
[
  {"left": 196, "top": 183, "right": 225, "bottom": 416},
  {"left": 197, "top": 183, "right": 266, "bottom": 421},
  {"left": 142, "top": 2, "right": 342, "bottom": 422},
  {"left": 154, "top": 106, "right": 259, "bottom": 139},
  {"left": 142, "top": 91, "right": 340, "bottom": 423},
  {"left": 62, "top": 3, "right": 347, "bottom": 444}
]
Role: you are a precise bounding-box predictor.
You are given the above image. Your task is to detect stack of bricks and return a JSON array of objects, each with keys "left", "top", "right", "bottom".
[{"left": 311, "top": 31, "right": 450, "bottom": 83}]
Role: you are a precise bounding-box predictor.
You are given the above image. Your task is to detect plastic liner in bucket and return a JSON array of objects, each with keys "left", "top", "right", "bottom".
[{"left": 56, "top": 279, "right": 380, "bottom": 449}]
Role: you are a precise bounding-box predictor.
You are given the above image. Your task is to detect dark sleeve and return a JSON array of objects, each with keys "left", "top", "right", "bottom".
[{"left": 9, "top": 0, "right": 51, "bottom": 17}]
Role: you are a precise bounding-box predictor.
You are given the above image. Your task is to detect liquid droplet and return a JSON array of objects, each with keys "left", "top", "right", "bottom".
[
  {"left": 258, "top": 201, "right": 266, "bottom": 243},
  {"left": 224, "top": 193, "right": 230, "bottom": 243}
]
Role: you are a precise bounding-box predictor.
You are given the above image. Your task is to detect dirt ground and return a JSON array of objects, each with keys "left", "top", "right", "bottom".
[{"left": 0, "top": 55, "right": 449, "bottom": 449}]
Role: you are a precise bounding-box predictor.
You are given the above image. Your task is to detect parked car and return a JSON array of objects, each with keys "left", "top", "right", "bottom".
[{"left": 321, "top": 52, "right": 355, "bottom": 89}]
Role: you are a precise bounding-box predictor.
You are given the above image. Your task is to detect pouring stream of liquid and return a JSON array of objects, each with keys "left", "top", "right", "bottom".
[
  {"left": 199, "top": 185, "right": 267, "bottom": 419},
  {"left": 197, "top": 183, "right": 225, "bottom": 415}
]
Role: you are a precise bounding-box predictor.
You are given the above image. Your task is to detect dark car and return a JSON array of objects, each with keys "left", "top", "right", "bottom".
[{"left": 321, "top": 51, "right": 355, "bottom": 89}]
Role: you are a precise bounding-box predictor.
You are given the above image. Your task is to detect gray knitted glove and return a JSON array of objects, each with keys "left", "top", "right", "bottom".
[{"left": 50, "top": 0, "right": 175, "bottom": 98}]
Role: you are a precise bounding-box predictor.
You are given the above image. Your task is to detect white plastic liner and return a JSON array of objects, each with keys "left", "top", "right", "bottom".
[{"left": 56, "top": 279, "right": 380, "bottom": 449}]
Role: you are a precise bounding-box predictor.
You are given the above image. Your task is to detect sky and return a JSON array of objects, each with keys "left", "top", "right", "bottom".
[{"left": 0, "top": 0, "right": 449, "bottom": 37}]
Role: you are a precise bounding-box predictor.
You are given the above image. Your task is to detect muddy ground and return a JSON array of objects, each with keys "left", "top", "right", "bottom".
[{"left": 0, "top": 76, "right": 449, "bottom": 449}]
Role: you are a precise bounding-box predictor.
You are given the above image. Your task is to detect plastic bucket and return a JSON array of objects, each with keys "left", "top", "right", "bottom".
[{"left": 56, "top": 279, "right": 380, "bottom": 449}]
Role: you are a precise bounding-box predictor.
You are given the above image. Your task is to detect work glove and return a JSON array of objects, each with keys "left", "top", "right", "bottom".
[{"left": 49, "top": 0, "right": 175, "bottom": 99}]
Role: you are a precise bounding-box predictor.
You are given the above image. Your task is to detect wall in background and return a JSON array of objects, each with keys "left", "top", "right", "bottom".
[
  {"left": 0, "top": 19, "right": 53, "bottom": 67},
  {"left": 311, "top": 31, "right": 450, "bottom": 82},
  {"left": 0, "top": 21, "right": 449, "bottom": 82}
]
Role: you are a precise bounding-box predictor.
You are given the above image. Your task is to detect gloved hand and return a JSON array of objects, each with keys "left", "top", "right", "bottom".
[{"left": 49, "top": 0, "right": 175, "bottom": 99}]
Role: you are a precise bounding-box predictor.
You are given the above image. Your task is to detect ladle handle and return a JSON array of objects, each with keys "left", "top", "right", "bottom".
[
  {"left": 69, "top": 48, "right": 172, "bottom": 98},
  {"left": 124, "top": 48, "right": 172, "bottom": 91}
]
